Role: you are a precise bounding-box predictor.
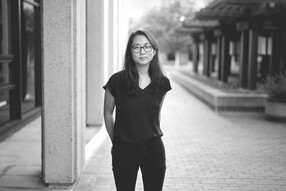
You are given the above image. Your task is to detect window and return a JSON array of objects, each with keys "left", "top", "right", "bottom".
[
  {"left": 0, "top": 0, "right": 11, "bottom": 125},
  {"left": 21, "top": 2, "right": 36, "bottom": 113},
  {"left": 0, "top": 0, "right": 41, "bottom": 129}
]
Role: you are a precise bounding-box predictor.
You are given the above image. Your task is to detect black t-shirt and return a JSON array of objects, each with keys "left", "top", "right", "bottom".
[{"left": 103, "top": 71, "right": 171, "bottom": 144}]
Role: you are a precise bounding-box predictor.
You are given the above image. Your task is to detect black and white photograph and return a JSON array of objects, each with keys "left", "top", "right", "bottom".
[{"left": 0, "top": 0, "right": 286, "bottom": 190}]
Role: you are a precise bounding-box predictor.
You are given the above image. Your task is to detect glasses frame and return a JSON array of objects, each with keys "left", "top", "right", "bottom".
[{"left": 131, "top": 44, "right": 153, "bottom": 53}]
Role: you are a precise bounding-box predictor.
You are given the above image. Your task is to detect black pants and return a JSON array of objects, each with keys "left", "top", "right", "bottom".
[{"left": 111, "top": 137, "right": 166, "bottom": 191}]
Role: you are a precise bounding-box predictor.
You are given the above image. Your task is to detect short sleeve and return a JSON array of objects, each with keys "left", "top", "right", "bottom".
[
  {"left": 164, "top": 77, "right": 172, "bottom": 93},
  {"left": 103, "top": 74, "right": 116, "bottom": 96}
]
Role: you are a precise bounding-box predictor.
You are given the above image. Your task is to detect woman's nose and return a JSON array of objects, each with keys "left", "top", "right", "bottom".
[{"left": 139, "top": 48, "right": 146, "bottom": 54}]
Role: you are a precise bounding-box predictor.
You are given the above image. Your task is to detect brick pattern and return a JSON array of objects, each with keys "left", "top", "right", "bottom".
[{"left": 74, "top": 79, "right": 286, "bottom": 191}]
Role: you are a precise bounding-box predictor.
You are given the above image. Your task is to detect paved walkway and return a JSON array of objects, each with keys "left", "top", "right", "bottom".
[
  {"left": 74, "top": 78, "right": 286, "bottom": 191},
  {"left": 0, "top": 76, "right": 286, "bottom": 191}
]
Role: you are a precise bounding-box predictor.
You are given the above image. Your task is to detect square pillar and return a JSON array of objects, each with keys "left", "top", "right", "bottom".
[
  {"left": 86, "top": 0, "right": 120, "bottom": 126},
  {"left": 221, "top": 35, "right": 231, "bottom": 82},
  {"left": 86, "top": 0, "right": 105, "bottom": 126},
  {"left": 269, "top": 31, "right": 280, "bottom": 75},
  {"left": 216, "top": 36, "right": 223, "bottom": 81},
  {"left": 247, "top": 29, "right": 258, "bottom": 90},
  {"left": 192, "top": 36, "right": 199, "bottom": 73},
  {"left": 210, "top": 43, "right": 216, "bottom": 73},
  {"left": 201, "top": 34, "right": 211, "bottom": 77},
  {"left": 42, "top": 0, "right": 86, "bottom": 186},
  {"left": 239, "top": 30, "right": 249, "bottom": 88}
]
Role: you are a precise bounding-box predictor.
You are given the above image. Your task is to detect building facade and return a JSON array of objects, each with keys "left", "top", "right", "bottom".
[
  {"left": 0, "top": 0, "right": 41, "bottom": 138},
  {"left": 1, "top": 0, "right": 128, "bottom": 186},
  {"left": 182, "top": 0, "right": 286, "bottom": 90}
]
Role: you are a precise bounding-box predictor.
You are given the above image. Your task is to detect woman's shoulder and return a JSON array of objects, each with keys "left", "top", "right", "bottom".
[
  {"left": 110, "top": 70, "right": 123, "bottom": 77},
  {"left": 108, "top": 70, "right": 124, "bottom": 81}
]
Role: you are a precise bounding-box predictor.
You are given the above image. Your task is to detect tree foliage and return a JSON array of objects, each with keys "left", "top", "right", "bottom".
[{"left": 129, "top": 0, "right": 196, "bottom": 53}]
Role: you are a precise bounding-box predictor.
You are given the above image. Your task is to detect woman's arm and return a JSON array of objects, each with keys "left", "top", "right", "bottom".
[{"left": 103, "top": 89, "right": 115, "bottom": 142}]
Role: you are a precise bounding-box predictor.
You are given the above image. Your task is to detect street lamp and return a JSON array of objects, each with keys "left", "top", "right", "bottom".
[{"left": 179, "top": 16, "right": 186, "bottom": 22}]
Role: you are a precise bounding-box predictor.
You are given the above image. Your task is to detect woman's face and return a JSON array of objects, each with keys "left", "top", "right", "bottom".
[{"left": 131, "top": 35, "right": 156, "bottom": 67}]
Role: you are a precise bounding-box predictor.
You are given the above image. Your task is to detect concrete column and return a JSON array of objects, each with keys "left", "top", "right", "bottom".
[
  {"left": 42, "top": 0, "right": 86, "bottom": 185},
  {"left": 210, "top": 43, "right": 216, "bottom": 73},
  {"left": 239, "top": 30, "right": 249, "bottom": 88},
  {"left": 86, "top": 0, "right": 125, "bottom": 126},
  {"left": 216, "top": 36, "right": 222, "bottom": 81},
  {"left": 192, "top": 41, "right": 199, "bottom": 73},
  {"left": 269, "top": 31, "right": 279, "bottom": 75},
  {"left": 108, "top": 0, "right": 118, "bottom": 77},
  {"left": 203, "top": 38, "right": 211, "bottom": 77},
  {"left": 175, "top": 51, "right": 180, "bottom": 68},
  {"left": 118, "top": 1, "right": 129, "bottom": 70},
  {"left": 221, "top": 35, "right": 230, "bottom": 82},
  {"left": 86, "top": 0, "right": 105, "bottom": 126},
  {"left": 248, "top": 29, "right": 258, "bottom": 90}
]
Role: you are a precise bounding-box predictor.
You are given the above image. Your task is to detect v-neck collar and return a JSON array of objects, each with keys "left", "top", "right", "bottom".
[{"left": 138, "top": 81, "right": 152, "bottom": 91}]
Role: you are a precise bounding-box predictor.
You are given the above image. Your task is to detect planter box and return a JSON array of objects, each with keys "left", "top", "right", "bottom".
[
  {"left": 171, "top": 71, "right": 267, "bottom": 112},
  {"left": 265, "top": 101, "right": 286, "bottom": 120}
]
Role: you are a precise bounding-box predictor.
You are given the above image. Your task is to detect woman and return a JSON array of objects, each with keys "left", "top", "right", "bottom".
[{"left": 103, "top": 29, "right": 171, "bottom": 191}]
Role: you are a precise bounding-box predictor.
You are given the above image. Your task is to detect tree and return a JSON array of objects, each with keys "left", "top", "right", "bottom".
[{"left": 129, "top": 0, "right": 196, "bottom": 53}]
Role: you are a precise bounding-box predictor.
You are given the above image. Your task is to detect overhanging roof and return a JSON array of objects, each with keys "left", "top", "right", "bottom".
[
  {"left": 175, "top": 27, "right": 204, "bottom": 34},
  {"left": 183, "top": 19, "right": 220, "bottom": 28},
  {"left": 180, "top": 0, "right": 286, "bottom": 33},
  {"left": 196, "top": 0, "right": 286, "bottom": 21}
]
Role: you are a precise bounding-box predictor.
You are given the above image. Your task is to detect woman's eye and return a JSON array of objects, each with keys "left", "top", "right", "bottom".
[{"left": 145, "top": 45, "right": 151, "bottom": 49}]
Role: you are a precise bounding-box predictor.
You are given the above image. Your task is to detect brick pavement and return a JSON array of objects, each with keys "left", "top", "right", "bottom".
[{"left": 74, "top": 78, "right": 286, "bottom": 191}]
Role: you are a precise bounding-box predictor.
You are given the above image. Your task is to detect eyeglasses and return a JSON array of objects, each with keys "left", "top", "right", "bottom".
[{"left": 131, "top": 44, "right": 153, "bottom": 53}]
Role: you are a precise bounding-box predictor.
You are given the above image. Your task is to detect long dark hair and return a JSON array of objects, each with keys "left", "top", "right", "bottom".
[{"left": 122, "top": 29, "right": 166, "bottom": 94}]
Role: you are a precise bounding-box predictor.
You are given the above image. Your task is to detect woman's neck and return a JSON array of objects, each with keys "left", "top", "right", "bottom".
[
  {"left": 136, "top": 65, "right": 151, "bottom": 89},
  {"left": 136, "top": 64, "right": 149, "bottom": 77}
]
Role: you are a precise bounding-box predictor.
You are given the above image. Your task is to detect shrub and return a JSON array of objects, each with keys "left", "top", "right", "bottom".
[{"left": 264, "top": 73, "right": 286, "bottom": 103}]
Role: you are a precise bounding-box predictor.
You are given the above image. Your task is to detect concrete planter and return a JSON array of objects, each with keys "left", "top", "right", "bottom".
[{"left": 265, "top": 101, "right": 286, "bottom": 120}]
